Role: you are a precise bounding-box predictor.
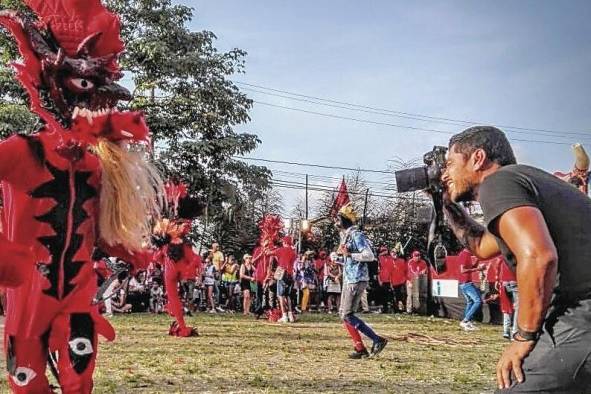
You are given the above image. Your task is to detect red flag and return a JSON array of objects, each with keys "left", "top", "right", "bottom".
[{"left": 330, "top": 177, "right": 350, "bottom": 217}]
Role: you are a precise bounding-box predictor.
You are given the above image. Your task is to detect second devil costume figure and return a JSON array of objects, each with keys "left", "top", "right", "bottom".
[{"left": 151, "top": 180, "right": 202, "bottom": 337}]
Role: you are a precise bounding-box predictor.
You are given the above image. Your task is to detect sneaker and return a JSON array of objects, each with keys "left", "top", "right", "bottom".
[
  {"left": 460, "top": 321, "right": 476, "bottom": 331},
  {"left": 467, "top": 321, "right": 479, "bottom": 330},
  {"left": 278, "top": 316, "right": 289, "bottom": 323},
  {"left": 208, "top": 309, "right": 216, "bottom": 314},
  {"left": 348, "top": 348, "right": 370, "bottom": 359},
  {"left": 215, "top": 306, "right": 225, "bottom": 313},
  {"left": 288, "top": 313, "right": 295, "bottom": 323},
  {"left": 503, "top": 333, "right": 511, "bottom": 340},
  {"left": 371, "top": 337, "right": 388, "bottom": 357}
]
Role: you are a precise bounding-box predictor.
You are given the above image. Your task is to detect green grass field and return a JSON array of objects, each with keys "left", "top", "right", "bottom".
[{"left": 1, "top": 313, "right": 506, "bottom": 393}]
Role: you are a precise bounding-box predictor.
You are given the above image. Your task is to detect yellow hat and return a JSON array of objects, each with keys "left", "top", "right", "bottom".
[{"left": 338, "top": 203, "right": 358, "bottom": 222}]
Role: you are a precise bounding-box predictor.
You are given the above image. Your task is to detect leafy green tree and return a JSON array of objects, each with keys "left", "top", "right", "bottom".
[{"left": 0, "top": 0, "right": 39, "bottom": 137}]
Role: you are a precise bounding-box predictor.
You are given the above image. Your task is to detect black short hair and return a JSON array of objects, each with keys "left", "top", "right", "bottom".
[{"left": 449, "top": 126, "right": 516, "bottom": 166}]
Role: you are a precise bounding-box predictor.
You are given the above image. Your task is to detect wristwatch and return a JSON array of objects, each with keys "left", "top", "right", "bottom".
[{"left": 513, "top": 327, "right": 541, "bottom": 342}]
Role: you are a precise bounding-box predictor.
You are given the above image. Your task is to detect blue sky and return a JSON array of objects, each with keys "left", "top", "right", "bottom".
[{"left": 183, "top": 1, "right": 591, "bottom": 213}]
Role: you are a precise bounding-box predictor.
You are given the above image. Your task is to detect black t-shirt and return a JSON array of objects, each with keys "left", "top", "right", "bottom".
[{"left": 479, "top": 164, "right": 591, "bottom": 303}]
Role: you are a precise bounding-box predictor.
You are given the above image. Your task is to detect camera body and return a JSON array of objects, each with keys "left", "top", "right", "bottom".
[
  {"left": 394, "top": 146, "right": 448, "bottom": 272},
  {"left": 394, "top": 146, "right": 447, "bottom": 194}
]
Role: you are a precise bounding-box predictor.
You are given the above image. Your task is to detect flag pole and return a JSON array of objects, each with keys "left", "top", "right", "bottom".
[{"left": 362, "top": 188, "right": 369, "bottom": 229}]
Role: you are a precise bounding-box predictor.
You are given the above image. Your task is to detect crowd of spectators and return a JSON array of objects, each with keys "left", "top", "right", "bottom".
[
  {"left": 0, "top": 240, "right": 517, "bottom": 340},
  {"left": 91, "top": 241, "right": 436, "bottom": 320}
]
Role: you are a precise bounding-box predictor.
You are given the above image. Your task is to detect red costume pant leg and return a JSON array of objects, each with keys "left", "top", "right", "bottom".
[
  {"left": 344, "top": 322, "right": 365, "bottom": 351},
  {"left": 6, "top": 334, "right": 52, "bottom": 393},
  {"left": 164, "top": 264, "right": 197, "bottom": 336},
  {"left": 53, "top": 313, "right": 98, "bottom": 394},
  {"left": 164, "top": 265, "right": 186, "bottom": 329},
  {"left": 6, "top": 310, "right": 103, "bottom": 394},
  {"left": 4, "top": 268, "right": 113, "bottom": 394}
]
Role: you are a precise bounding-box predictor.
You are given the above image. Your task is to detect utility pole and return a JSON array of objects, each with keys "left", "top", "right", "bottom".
[
  {"left": 362, "top": 188, "right": 369, "bottom": 229},
  {"left": 297, "top": 218, "right": 303, "bottom": 255},
  {"left": 305, "top": 174, "right": 309, "bottom": 220}
]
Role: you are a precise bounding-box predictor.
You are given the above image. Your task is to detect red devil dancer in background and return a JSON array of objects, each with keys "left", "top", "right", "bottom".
[
  {"left": 0, "top": 1, "right": 164, "bottom": 392},
  {"left": 553, "top": 143, "right": 590, "bottom": 194},
  {"left": 252, "top": 215, "right": 282, "bottom": 319},
  {"left": 151, "top": 180, "right": 203, "bottom": 337}
]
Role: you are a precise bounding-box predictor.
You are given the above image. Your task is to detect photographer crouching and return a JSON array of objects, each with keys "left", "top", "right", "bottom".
[{"left": 440, "top": 126, "right": 591, "bottom": 392}]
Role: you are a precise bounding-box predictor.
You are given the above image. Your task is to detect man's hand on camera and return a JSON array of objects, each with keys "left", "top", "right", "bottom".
[{"left": 496, "top": 339, "right": 536, "bottom": 390}]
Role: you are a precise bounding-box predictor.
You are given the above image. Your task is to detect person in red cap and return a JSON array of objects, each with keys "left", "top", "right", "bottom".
[
  {"left": 406, "top": 251, "right": 428, "bottom": 313},
  {"left": 273, "top": 236, "right": 297, "bottom": 323}
]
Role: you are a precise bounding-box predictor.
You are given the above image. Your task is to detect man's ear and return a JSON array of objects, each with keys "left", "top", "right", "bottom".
[{"left": 471, "top": 148, "right": 488, "bottom": 170}]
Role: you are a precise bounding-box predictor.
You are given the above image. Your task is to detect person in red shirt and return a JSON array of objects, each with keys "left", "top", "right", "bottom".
[
  {"left": 406, "top": 250, "right": 428, "bottom": 313},
  {"left": 495, "top": 257, "right": 518, "bottom": 339},
  {"left": 314, "top": 250, "right": 328, "bottom": 311},
  {"left": 273, "top": 236, "right": 297, "bottom": 323},
  {"left": 457, "top": 249, "right": 486, "bottom": 331},
  {"left": 377, "top": 246, "right": 394, "bottom": 313},
  {"left": 389, "top": 249, "right": 408, "bottom": 313}
]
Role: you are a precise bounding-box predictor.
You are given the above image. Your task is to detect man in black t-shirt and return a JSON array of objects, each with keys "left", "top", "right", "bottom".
[{"left": 441, "top": 126, "right": 591, "bottom": 392}]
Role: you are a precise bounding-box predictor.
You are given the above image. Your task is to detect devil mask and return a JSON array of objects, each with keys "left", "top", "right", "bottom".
[{"left": 0, "top": 0, "right": 149, "bottom": 144}]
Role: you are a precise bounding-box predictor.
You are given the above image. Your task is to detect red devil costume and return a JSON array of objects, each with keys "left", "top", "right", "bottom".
[
  {"left": 252, "top": 215, "right": 282, "bottom": 318},
  {"left": 553, "top": 143, "right": 590, "bottom": 195},
  {"left": 0, "top": 1, "right": 163, "bottom": 392},
  {"left": 152, "top": 180, "right": 202, "bottom": 337}
]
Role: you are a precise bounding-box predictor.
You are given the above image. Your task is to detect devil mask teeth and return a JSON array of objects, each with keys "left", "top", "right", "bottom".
[{"left": 72, "top": 106, "right": 116, "bottom": 121}]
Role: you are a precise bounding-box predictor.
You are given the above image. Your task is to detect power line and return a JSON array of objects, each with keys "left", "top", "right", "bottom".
[
  {"left": 235, "top": 156, "right": 393, "bottom": 174},
  {"left": 271, "top": 177, "right": 395, "bottom": 194},
  {"left": 236, "top": 81, "right": 591, "bottom": 138},
  {"left": 269, "top": 179, "right": 428, "bottom": 201},
  {"left": 242, "top": 86, "right": 464, "bottom": 127},
  {"left": 253, "top": 101, "right": 575, "bottom": 146},
  {"left": 271, "top": 169, "right": 395, "bottom": 188},
  {"left": 271, "top": 177, "right": 398, "bottom": 198},
  {"left": 135, "top": 93, "right": 580, "bottom": 145},
  {"left": 243, "top": 86, "right": 591, "bottom": 142}
]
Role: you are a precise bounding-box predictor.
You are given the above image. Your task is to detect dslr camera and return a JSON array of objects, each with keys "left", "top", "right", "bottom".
[
  {"left": 394, "top": 146, "right": 447, "bottom": 194},
  {"left": 394, "top": 146, "right": 448, "bottom": 272}
]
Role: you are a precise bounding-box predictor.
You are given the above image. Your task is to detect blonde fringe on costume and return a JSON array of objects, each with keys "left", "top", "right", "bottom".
[{"left": 93, "top": 139, "right": 165, "bottom": 252}]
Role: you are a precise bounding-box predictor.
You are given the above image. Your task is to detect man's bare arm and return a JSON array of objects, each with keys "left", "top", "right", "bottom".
[
  {"left": 460, "top": 264, "right": 486, "bottom": 274},
  {"left": 444, "top": 202, "right": 500, "bottom": 260},
  {"left": 496, "top": 206, "right": 558, "bottom": 333}
]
